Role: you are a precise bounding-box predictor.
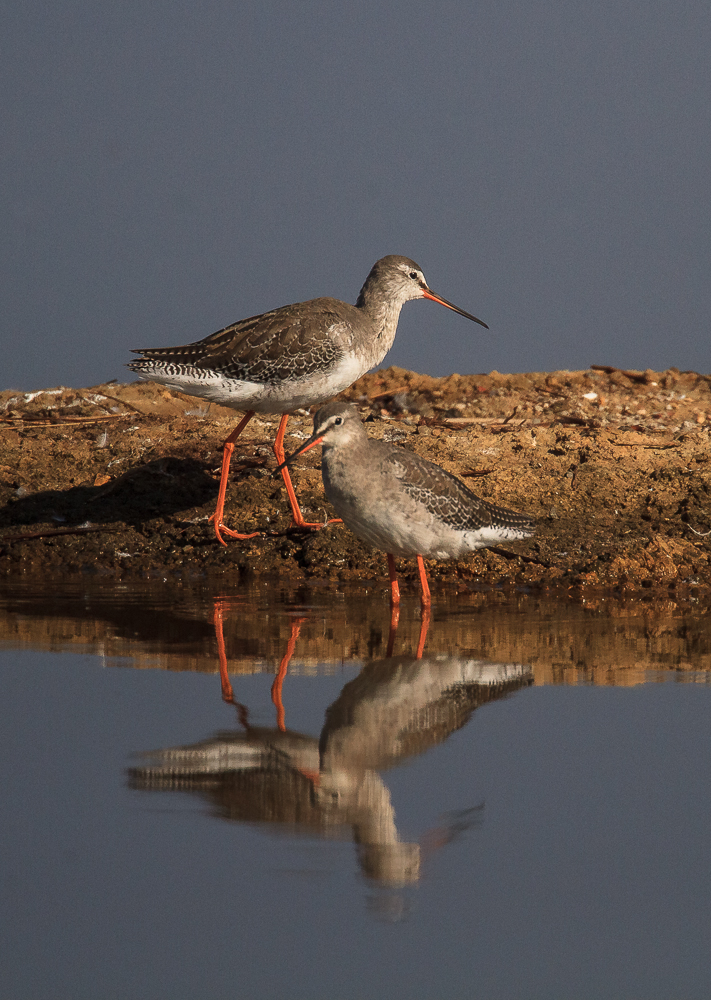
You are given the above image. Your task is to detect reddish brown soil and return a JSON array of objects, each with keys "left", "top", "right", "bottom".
[{"left": 1, "top": 365, "right": 710, "bottom": 602}]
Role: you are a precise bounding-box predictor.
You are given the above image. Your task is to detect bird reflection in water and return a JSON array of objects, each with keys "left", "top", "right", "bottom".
[{"left": 128, "top": 598, "right": 532, "bottom": 892}]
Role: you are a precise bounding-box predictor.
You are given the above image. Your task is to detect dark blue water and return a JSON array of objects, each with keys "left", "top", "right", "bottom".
[{"left": 1, "top": 583, "right": 710, "bottom": 999}]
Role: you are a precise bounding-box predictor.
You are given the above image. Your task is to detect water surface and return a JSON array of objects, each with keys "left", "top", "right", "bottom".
[{"left": 2, "top": 582, "right": 710, "bottom": 999}]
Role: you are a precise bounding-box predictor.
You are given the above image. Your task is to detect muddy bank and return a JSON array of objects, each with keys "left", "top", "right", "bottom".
[{"left": 1, "top": 366, "right": 710, "bottom": 601}]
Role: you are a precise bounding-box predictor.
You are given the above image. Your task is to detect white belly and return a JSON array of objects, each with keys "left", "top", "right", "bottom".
[{"left": 132, "top": 352, "right": 368, "bottom": 414}]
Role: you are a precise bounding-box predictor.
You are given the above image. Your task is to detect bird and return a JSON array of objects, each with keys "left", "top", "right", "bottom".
[
  {"left": 276, "top": 401, "right": 535, "bottom": 608},
  {"left": 127, "top": 255, "right": 488, "bottom": 544}
]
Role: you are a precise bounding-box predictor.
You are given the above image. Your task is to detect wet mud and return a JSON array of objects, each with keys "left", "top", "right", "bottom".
[{"left": 1, "top": 366, "right": 710, "bottom": 603}]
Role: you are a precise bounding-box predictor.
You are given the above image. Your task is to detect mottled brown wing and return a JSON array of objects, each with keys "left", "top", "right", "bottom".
[
  {"left": 384, "top": 447, "right": 535, "bottom": 533},
  {"left": 131, "top": 298, "right": 349, "bottom": 384}
]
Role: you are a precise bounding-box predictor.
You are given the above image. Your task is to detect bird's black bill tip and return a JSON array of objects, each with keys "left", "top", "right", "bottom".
[{"left": 422, "top": 289, "right": 489, "bottom": 329}]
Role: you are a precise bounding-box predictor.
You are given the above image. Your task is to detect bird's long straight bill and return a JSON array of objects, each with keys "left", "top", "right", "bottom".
[
  {"left": 273, "top": 434, "right": 323, "bottom": 476},
  {"left": 422, "top": 289, "right": 489, "bottom": 329}
]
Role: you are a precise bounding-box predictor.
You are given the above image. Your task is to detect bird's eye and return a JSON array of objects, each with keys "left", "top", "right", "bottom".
[
  {"left": 334, "top": 416, "right": 343, "bottom": 426},
  {"left": 409, "top": 271, "right": 418, "bottom": 280}
]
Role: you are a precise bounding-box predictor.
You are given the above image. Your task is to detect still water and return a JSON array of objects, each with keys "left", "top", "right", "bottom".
[{"left": 1, "top": 580, "right": 710, "bottom": 1000}]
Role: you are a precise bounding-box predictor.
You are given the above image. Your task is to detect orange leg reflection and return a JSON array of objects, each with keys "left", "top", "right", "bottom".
[
  {"left": 214, "top": 600, "right": 308, "bottom": 734},
  {"left": 415, "top": 604, "right": 431, "bottom": 659},
  {"left": 385, "top": 554, "right": 431, "bottom": 658},
  {"left": 271, "top": 616, "right": 307, "bottom": 732},
  {"left": 385, "top": 602, "right": 430, "bottom": 659},
  {"left": 386, "top": 602, "right": 400, "bottom": 658},
  {"left": 213, "top": 602, "right": 319, "bottom": 784},
  {"left": 213, "top": 600, "right": 250, "bottom": 728}
]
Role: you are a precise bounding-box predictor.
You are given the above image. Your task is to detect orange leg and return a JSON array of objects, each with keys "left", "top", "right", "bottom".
[
  {"left": 387, "top": 553, "right": 401, "bottom": 608},
  {"left": 209, "top": 411, "right": 261, "bottom": 545},
  {"left": 386, "top": 554, "right": 401, "bottom": 656},
  {"left": 271, "top": 616, "right": 306, "bottom": 732},
  {"left": 272, "top": 415, "right": 342, "bottom": 530},
  {"left": 416, "top": 555, "right": 432, "bottom": 610}
]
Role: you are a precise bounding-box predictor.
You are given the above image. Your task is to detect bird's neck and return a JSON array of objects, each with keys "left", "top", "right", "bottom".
[{"left": 356, "top": 289, "right": 405, "bottom": 361}]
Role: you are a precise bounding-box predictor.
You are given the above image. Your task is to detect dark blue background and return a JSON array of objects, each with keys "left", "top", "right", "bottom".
[{"left": 3, "top": 2, "right": 710, "bottom": 390}]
